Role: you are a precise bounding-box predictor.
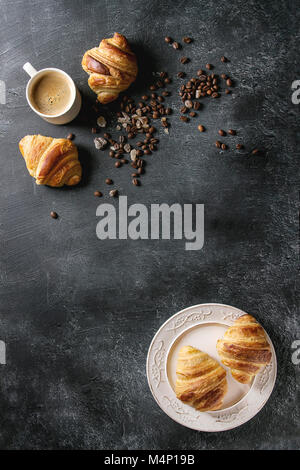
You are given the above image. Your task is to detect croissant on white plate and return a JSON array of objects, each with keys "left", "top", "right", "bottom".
[
  {"left": 175, "top": 345, "right": 228, "bottom": 412},
  {"left": 217, "top": 314, "right": 272, "bottom": 384}
]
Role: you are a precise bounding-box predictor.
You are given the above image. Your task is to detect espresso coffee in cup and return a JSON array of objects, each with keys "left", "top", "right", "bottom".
[
  {"left": 23, "top": 63, "right": 81, "bottom": 124},
  {"left": 30, "top": 71, "right": 72, "bottom": 116}
]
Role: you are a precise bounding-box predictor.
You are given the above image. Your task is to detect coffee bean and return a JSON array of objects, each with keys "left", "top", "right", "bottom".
[
  {"left": 162, "top": 91, "right": 170, "bottom": 96},
  {"left": 115, "top": 161, "right": 122, "bottom": 168},
  {"left": 221, "top": 56, "right": 228, "bottom": 62},
  {"left": 197, "top": 69, "right": 205, "bottom": 76},
  {"left": 183, "top": 37, "right": 192, "bottom": 43},
  {"left": 132, "top": 178, "right": 140, "bottom": 186},
  {"left": 91, "top": 128, "right": 97, "bottom": 134},
  {"left": 218, "top": 129, "right": 226, "bottom": 136},
  {"left": 172, "top": 41, "right": 180, "bottom": 50},
  {"left": 105, "top": 178, "right": 113, "bottom": 185},
  {"left": 180, "top": 56, "right": 189, "bottom": 64},
  {"left": 206, "top": 63, "right": 212, "bottom": 70},
  {"left": 109, "top": 189, "right": 118, "bottom": 197},
  {"left": 94, "top": 191, "right": 102, "bottom": 197},
  {"left": 189, "top": 111, "right": 196, "bottom": 117},
  {"left": 212, "top": 92, "right": 219, "bottom": 98},
  {"left": 109, "top": 150, "right": 115, "bottom": 158},
  {"left": 193, "top": 101, "right": 201, "bottom": 110},
  {"left": 215, "top": 141, "right": 221, "bottom": 148},
  {"left": 103, "top": 132, "right": 111, "bottom": 139},
  {"left": 198, "top": 125, "right": 205, "bottom": 132},
  {"left": 67, "top": 133, "right": 74, "bottom": 140},
  {"left": 164, "top": 77, "right": 171, "bottom": 84},
  {"left": 149, "top": 85, "right": 156, "bottom": 91},
  {"left": 165, "top": 36, "right": 173, "bottom": 43},
  {"left": 221, "top": 73, "right": 227, "bottom": 80},
  {"left": 226, "top": 78, "right": 233, "bottom": 87},
  {"left": 225, "top": 89, "right": 231, "bottom": 94},
  {"left": 180, "top": 116, "right": 189, "bottom": 122},
  {"left": 165, "top": 107, "right": 172, "bottom": 115},
  {"left": 121, "top": 158, "right": 128, "bottom": 164},
  {"left": 137, "top": 167, "right": 144, "bottom": 175},
  {"left": 177, "top": 71, "right": 186, "bottom": 78},
  {"left": 221, "top": 143, "right": 227, "bottom": 150},
  {"left": 236, "top": 144, "right": 244, "bottom": 150},
  {"left": 50, "top": 211, "right": 58, "bottom": 219},
  {"left": 252, "top": 148, "right": 259, "bottom": 154},
  {"left": 228, "top": 129, "right": 236, "bottom": 135}
]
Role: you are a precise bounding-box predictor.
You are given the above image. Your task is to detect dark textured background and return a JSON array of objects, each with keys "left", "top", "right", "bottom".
[{"left": 0, "top": 0, "right": 299, "bottom": 450}]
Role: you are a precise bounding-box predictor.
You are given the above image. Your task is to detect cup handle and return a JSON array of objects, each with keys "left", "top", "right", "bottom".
[{"left": 23, "top": 62, "right": 38, "bottom": 78}]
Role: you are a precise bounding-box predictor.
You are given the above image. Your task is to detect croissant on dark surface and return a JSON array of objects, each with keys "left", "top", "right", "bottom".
[
  {"left": 217, "top": 314, "right": 272, "bottom": 384},
  {"left": 82, "top": 32, "right": 138, "bottom": 104},
  {"left": 175, "top": 345, "right": 228, "bottom": 412},
  {"left": 19, "top": 135, "right": 82, "bottom": 187}
]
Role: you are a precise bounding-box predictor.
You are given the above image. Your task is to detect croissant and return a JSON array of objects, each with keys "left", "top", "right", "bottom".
[
  {"left": 82, "top": 32, "right": 138, "bottom": 104},
  {"left": 175, "top": 345, "right": 227, "bottom": 412},
  {"left": 217, "top": 314, "right": 272, "bottom": 384},
  {"left": 19, "top": 135, "right": 82, "bottom": 187}
]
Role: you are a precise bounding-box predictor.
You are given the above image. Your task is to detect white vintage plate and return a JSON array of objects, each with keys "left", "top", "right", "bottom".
[{"left": 146, "top": 303, "right": 277, "bottom": 432}]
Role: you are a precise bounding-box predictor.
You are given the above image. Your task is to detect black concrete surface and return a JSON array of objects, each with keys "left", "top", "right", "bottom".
[{"left": 0, "top": 0, "right": 299, "bottom": 449}]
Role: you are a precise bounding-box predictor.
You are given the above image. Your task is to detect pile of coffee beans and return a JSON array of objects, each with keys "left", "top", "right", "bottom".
[{"left": 92, "top": 72, "right": 174, "bottom": 196}]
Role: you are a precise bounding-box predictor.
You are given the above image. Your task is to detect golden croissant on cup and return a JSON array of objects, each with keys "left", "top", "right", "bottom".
[
  {"left": 19, "top": 135, "right": 82, "bottom": 187},
  {"left": 82, "top": 32, "right": 138, "bottom": 104}
]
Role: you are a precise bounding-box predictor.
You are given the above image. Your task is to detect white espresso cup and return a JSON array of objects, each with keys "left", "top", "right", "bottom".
[{"left": 23, "top": 62, "right": 82, "bottom": 125}]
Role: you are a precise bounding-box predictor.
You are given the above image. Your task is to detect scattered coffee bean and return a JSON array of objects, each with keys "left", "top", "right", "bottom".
[
  {"left": 215, "top": 141, "right": 221, "bottom": 148},
  {"left": 67, "top": 133, "right": 74, "bottom": 140},
  {"left": 228, "top": 129, "right": 236, "bottom": 135},
  {"left": 206, "top": 63, "right": 212, "bottom": 70},
  {"left": 103, "top": 132, "right": 111, "bottom": 139},
  {"left": 218, "top": 129, "right": 226, "bottom": 136},
  {"left": 189, "top": 111, "right": 196, "bottom": 117},
  {"left": 180, "top": 56, "right": 189, "bottom": 64},
  {"left": 172, "top": 41, "right": 180, "bottom": 50},
  {"left": 94, "top": 191, "right": 102, "bottom": 197},
  {"left": 164, "top": 77, "right": 172, "bottom": 84},
  {"left": 177, "top": 71, "right": 186, "bottom": 78},
  {"left": 121, "top": 158, "right": 128, "bottom": 164},
  {"left": 132, "top": 178, "right": 140, "bottom": 186},
  {"left": 225, "top": 89, "right": 231, "bottom": 94},
  {"left": 221, "top": 56, "right": 228, "bottom": 62},
  {"left": 97, "top": 116, "right": 107, "bottom": 127},
  {"left": 50, "top": 211, "right": 58, "bottom": 219},
  {"left": 226, "top": 78, "right": 233, "bottom": 87},
  {"left": 183, "top": 37, "right": 192, "bottom": 44},
  {"left": 165, "top": 36, "right": 173, "bottom": 43},
  {"left": 91, "top": 127, "right": 97, "bottom": 134},
  {"left": 236, "top": 144, "right": 244, "bottom": 150},
  {"left": 252, "top": 148, "right": 259, "bottom": 154},
  {"left": 109, "top": 189, "right": 118, "bottom": 197},
  {"left": 198, "top": 125, "right": 205, "bottom": 132},
  {"left": 115, "top": 161, "right": 122, "bottom": 168},
  {"left": 105, "top": 178, "right": 113, "bottom": 185},
  {"left": 180, "top": 115, "right": 189, "bottom": 122},
  {"left": 221, "top": 143, "right": 227, "bottom": 150}
]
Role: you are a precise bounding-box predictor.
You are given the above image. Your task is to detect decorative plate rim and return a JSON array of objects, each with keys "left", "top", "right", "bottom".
[{"left": 146, "top": 303, "right": 277, "bottom": 432}]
